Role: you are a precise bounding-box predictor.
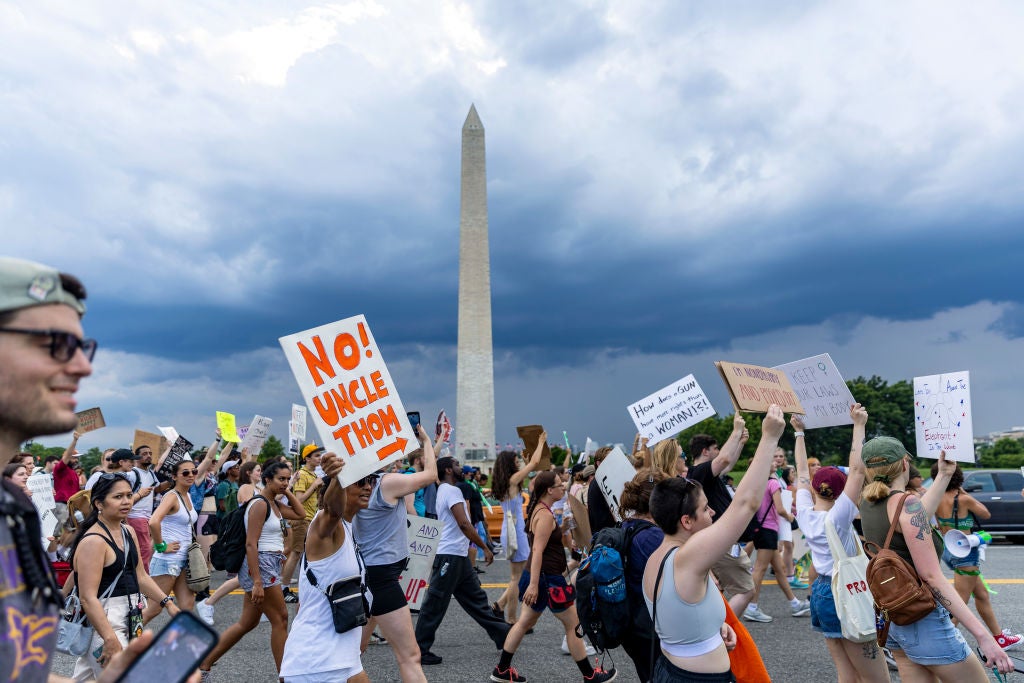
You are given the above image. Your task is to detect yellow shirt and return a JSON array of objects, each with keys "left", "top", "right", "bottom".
[{"left": 293, "top": 468, "right": 320, "bottom": 521}]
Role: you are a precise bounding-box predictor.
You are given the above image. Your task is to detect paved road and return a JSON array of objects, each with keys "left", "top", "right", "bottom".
[{"left": 53, "top": 543, "right": 1024, "bottom": 682}]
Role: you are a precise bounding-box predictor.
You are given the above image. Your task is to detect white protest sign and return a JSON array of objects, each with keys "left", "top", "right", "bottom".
[
  {"left": 240, "top": 415, "right": 273, "bottom": 454},
  {"left": 594, "top": 447, "right": 636, "bottom": 522},
  {"left": 914, "top": 371, "right": 975, "bottom": 462},
  {"left": 628, "top": 374, "right": 716, "bottom": 444},
  {"left": 27, "top": 474, "right": 60, "bottom": 537},
  {"left": 291, "top": 404, "right": 307, "bottom": 440},
  {"left": 279, "top": 315, "right": 416, "bottom": 486},
  {"left": 157, "top": 426, "right": 180, "bottom": 443},
  {"left": 398, "top": 517, "right": 441, "bottom": 609},
  {"left": 773, "top": 353, "right": 856, "bottom": 429}
]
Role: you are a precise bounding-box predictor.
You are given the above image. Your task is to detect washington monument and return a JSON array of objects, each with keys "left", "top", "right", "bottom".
[{"left": 456, "top": 104, "right": 495, "bottom": 463}]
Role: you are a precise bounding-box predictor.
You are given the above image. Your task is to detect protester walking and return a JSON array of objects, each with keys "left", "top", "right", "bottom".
[
  {"left": 491, "top": 470, "right": 616, "bottom": 683},
  {"left": 860, "top": 436, "right": 1014, "bottom": 680},
  {"left": 143, "top": 458, "right": 200, "bottom": 623},
  {"left": 281, "top": 444, "right": 327, "bottom": 604},
  {"left": 641, "top": 405, "right": 785, "bottom": 683}
]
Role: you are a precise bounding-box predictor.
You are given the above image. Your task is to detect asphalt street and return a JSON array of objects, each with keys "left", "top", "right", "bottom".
[{"left": 52, "top": 543, "right": 1024, "bottom": 682}]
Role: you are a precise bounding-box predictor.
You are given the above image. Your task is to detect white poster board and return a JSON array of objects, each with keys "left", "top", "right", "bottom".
[
  {"left": 291, "top": 404, "right": 307, "bottom": 440},
  {"left": 594, "top": 447, "right": 636, "bottom": 522},
  {"left": 27, "top": 474, "right": 60, "bottom": 537},
  {"left": 628, "top": 374, "right": 716, "bottom": 444},
  {"left": 157, "top": 425, "right": 180, "bottom": 444},
  {"left": 279, "top": 315, "right": 416, "bottom": 486},
  {"left": 773, "top": 353, "right": 857, "bottom": 429},
  {"left": 914, "top": 371, "right": 974, "bottom": 462},
  {"left": 398, "top": 517, "right": 441, "bottom": 609},
  {"left": 240, "top": 415, "right": 273, "bottom": 454}
]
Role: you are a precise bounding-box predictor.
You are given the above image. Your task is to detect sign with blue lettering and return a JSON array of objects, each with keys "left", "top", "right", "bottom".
[
  {"left": 774, "top": 353, "right": 856, "bottom": 429},
  {"left": 914, "top": 370, "right": 974, "bottom": 462},
  {"left": 627, "top": 374, "right": 717, "bottom": 444}
]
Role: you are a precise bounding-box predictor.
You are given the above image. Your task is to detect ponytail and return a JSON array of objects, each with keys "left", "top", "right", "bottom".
[{"left": 861, "top": 460, "right": 904, "bottom": 503}]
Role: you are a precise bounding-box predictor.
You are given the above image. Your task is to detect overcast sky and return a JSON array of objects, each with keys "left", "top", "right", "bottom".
[{"left": 7, "top": 1, "right": 1024, "bottom": 455}]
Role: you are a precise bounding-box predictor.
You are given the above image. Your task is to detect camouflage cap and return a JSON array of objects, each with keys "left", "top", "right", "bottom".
[{"left": 0, "top": 257, "right": 86, "bottom": 316}]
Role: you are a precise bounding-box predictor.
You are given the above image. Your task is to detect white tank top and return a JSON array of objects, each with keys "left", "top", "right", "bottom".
[
  {"left": 280, "top": 516, "right": 362, "bottom": 677},
  {"left": 244, "top": 497, "right": 284, "bottom": 552},
  {"left": 152, "top": 491, "right": 198, "bottom": 562}
]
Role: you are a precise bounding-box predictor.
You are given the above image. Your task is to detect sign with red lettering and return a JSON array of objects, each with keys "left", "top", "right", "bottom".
[
  {"left": 398, "top": 517, "right": 441, "bottom": 609},
  {"left": 715, "top": 361, "right": 805, "bottom": 414},
  {"left": 913, "top": 370, "right": 974, "bottom": 462},
  {"left": 76, "top": 407, "right": 105, "bottom": 433},
  {"left": 279, "top": 315, "right": 416, "bottom": 486}
]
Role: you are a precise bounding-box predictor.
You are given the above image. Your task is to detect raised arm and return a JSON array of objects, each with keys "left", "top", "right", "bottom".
[
  {"left": 710, "top": 414, "right": 747, "bottom": 476},
  {"left": 791, "top": 414, "right": 811, "bottom": 494},
  {"left": 194, "top": 430, "right": 223, "bottom": 481},
  {"left": 920, "top": 450, "right": 954, "bottom": 517},
  {"left": 308, "top": 454, "right": 346, "bottom": 541},
  {"left": 381, "top": 425, "right": 438, "bottom": 503},
  {"left": 510, "top": 430, "right": 546, "bottom": 488},
  {"left": 63, "top": 431, "right": 81, "bottom": 465},
  {"left": 842, "top": 403, "right": 868, "bottom": 501}
]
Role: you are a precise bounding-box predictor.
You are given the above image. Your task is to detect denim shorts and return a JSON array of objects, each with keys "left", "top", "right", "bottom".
[
  {"left": 239, "top": 551, "right": 284, "bottom": 592},
  {"left": 941, "top": 547, "right": 981, "bottom": 571},
  {"left": 810, "top": 576, "right": 843, "bottom": 639},
  {"left": 149, "top": 555, "right": 186, "bottom": 578},
  {"left": 885, "top": 605, "right": 971, "bottom": 666},
  {"left": 518, "top": 570, "right": 574, "bottom": 613}
]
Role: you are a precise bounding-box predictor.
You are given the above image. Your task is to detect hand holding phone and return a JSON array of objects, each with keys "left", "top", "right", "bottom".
[
  {"left": 407, "top": 411, "right": 421, "bottom": 437},
  {"left": 111, "top": 611, "right": 218, "bottom": 683}
]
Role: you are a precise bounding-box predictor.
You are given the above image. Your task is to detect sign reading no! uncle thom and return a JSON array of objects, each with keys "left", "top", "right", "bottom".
[{"left": 279, "top": 315, "right": 416, "bottom": 486}]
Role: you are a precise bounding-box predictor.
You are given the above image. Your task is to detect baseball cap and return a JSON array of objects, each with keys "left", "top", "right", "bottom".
[
  {"left": 0, "top": 257, "right": 87, "bottom": 316},
  {"left": 580, "top": 465, "right": 596, "bottom": 479},
  {"left": 811, "top": 466, "right": 847, "bottom": 501},
  {"left": 462, "top": 465, "right": 475, "bottom": 474},
  {"left": 109, "top": 448, "right": 138, "bottom": 463},
  {"left": 862, "top": 436, "right": 909, "bottom": 468},
  {"left": 221, "top": 459, "right": 239, "bottom": 474},
  {"left": 302, "top": 443, "right": 325, "bottom": 459},
  {"left": 569, "top": 463, "right": 585, "bottom": 476}
]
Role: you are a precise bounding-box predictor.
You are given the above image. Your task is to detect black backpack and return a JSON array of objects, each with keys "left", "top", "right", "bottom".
[
  {"left": 576, "top": 520, "right": 654, "bottom": 652},
  {"left": 210, "top": 495, "right": 269, "bottom": 573},
  {"left": 737, "top": 499, "right": 773, "bottom": 544}
]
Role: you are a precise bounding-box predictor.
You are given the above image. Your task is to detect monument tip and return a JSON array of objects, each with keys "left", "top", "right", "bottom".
[{"left": 463, "top": 103, "right": 483, "bottom": 131}]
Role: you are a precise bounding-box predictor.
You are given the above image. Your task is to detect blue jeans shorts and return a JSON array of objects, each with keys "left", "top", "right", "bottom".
[
  {"left": 810, "top": 576, "right": 843, "bottom": 639},
  {"left": 149, "top": 555, "right": 186, "bottom": 578},
  {"left": 941, "top": 547, "right": 980, "bottom": 572},
  {"left": 518, "top": 571, "right": 574, "bottom": 614},
  {"left": 239, "top": 551, "right": 284, "bottom": 592},
  {"left": 886, "top": 605, "right": 971, "bottom": 666}
]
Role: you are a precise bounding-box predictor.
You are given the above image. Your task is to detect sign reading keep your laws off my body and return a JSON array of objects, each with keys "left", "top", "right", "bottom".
[{"left": 280, "top": 315, "right": 416, "bottom": 486}]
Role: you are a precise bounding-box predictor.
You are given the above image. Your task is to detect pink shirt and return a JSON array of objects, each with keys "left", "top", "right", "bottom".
[
  {"left": 52, "top": 459, "right": 80, "bottom": 503},
  {"left": 754, "top": 478, "right": 782, "bottom": 532}
]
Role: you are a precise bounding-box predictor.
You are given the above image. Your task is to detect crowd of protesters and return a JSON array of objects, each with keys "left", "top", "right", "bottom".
[{"left": 1, "top": 255, "right": 1021, "bottom": 683}]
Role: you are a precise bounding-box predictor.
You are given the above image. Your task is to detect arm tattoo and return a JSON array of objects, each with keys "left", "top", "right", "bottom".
[
  {"left": 904, "top": 498, "right": 923, "bottom": 513},
  {"left": 909, "top": 508, "right": 930, "bottom": 540},
  {"left": 861, "top": 643, "right": 878, "bottom": 660},
  {"left": 929, "top": 585, "right": 952, "bottom": 608}
]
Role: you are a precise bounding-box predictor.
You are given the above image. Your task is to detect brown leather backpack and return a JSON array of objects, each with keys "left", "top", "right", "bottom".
[{"left": 864, "top": 492, "right": 935, "bottom": 645}]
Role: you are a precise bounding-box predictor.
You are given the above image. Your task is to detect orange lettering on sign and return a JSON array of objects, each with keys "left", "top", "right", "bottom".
[
  {"left": 333, "top": 333, "right": 360, "bottom": 371},
  {"left": 298, "top": 336, "right": 335, "bottom": 388}
]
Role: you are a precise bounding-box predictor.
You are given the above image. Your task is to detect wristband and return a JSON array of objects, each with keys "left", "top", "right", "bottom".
[
  {"left": 154, "top": 541, "right": 167, "bottom": 553},
  {"left": 794, "top": 431, "right": 805, "bottom": 438},
  {"left": 160, "top": 596, "right": 172, "bottom": 607}
]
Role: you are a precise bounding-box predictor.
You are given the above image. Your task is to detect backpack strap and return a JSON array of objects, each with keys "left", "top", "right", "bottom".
[
  {"left": 883, "top": 492, "right": 913, "bottom": 550},
  {"left": 649, "top": 548, "right": 674, "bottom": 677}
]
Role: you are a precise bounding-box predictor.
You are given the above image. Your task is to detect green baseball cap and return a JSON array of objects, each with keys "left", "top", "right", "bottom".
[
  {"left": 0, "top": 257, "right": 86, "bottom": 316},
  {"left": 861, "top": 436, "right": 909, "bottom": 468}
]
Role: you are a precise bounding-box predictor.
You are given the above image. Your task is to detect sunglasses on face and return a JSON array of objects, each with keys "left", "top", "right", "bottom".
[
  {"left": 355, "top": 474, "right": 380, "bottom": 488},
  {"left": 677, "top": 477, "right": 701, "bottom": 519},
  {"left": 0, "top": 327, "right": 98, "bottom": 362},
  {"left": 178, "top": 469, "right": 197, "bottom": 477},
  {"left": 99, "top": 473, "right": 130, "bottom": 483}
]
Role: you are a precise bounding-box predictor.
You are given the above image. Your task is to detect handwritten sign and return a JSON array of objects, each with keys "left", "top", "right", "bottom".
[
  {"left": 133, "top": 430, "right": 167, "bottom": 458},
  {"left": 594, "top": 447, "right": 635, "bottom": 522},
  {"left": 27, "top": 474, "right": 60, "bottom": 537},
  {"left": 76, "top": 407, "right": 105, "bottom": 434},
  {"left": 715, "top": 361, "right": 805, "bottom": 414},
  {"left": 773, "top": 353, "right": 856, "bottom": 429},
  {"left": 398, "top": 517, "right": 442, "bottom": 609},
  {"left": 157, "top": 426, "right": 180, "bottom": 443},
  {"left": 279, "top": 315, "right": 416, "bottom": 486},
  {"left": 240, "top": 415, "right": 273, "bottom": 454},
  {"left": 216, "top": 412, "right": 241, "bottom": 443},
  {"left": 628, "top": 374, "right": 717, "bottom": 444},
  {"left": 159, "top": 436, "right": 195, "bottom": 478},
  {"left": 291, "top": 404, "right": 307, "bottom": 440},
  {"left": 914, "top": 371, "right": 974, "bottom": 462},
  {"left": 517, "top": 425, "right": 551, "bottom": 471}
]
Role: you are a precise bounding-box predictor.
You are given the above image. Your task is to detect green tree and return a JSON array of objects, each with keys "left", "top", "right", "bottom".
[
  {"left": 977, "top": 438, "right": 1024, "bottom": 468},
  {"left": 80, "top": 446, "right": 103, "bottom": 475},
  {"left": 260, "top": 435, "right": 285, "bottom": 462},
  {"left": 550, "top": 446, "right": 568, "bottom": 467}
]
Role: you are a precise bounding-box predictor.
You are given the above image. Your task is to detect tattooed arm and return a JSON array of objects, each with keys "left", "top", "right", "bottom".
[{"left": 919, "top": 449, "right": 955, "bottom": 517}]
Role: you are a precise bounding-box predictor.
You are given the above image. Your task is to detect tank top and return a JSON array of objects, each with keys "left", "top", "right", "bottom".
[
  {"left": 643, "top": 547, "right": 725, "bottom": 657},
  {"left": 528, "top": 505, "right": 566, "bottom": 575},
  {"left": 80, "top": 522, "right": 140, "bottom": 598},
  {"left": 352, "top": 480, "right": 408, "bottom": 566},
  {"left": 859, "top": 491, "right": 942, "bottom": 565},
  {"left": 279, "top": 516, "right": 362, "bottom": 677},
  {"left": 245, "top": 497, "right": 284, "bottom": 552},
  {"left": 152, "top": 491, "right": 198, "bottom": 562}
]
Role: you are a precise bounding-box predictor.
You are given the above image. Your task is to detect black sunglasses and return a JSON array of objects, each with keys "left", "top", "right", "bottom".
[
  {"left": 677, "top": 477, "right": 701, "bottom": 519},
  {"left": 355, "top": 474, "right": 380, "bottom": 488},
  {"left": 177, "top": 469, "right": 197, "bottom": 477},
  {"left": 0, "top": 327, "right": 97, "bottom": 362}
]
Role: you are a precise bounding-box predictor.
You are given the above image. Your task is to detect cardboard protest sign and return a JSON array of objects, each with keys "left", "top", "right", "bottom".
[
  {"left": 715, "top": 361, "right": 805, "bottom": 414},
  {"left": 398, "top": 517, "right": 442, "bottom": 609},
  {"left": 566, "top": 494, "right": 592, "bottom": 552},
  {"left": 594, "top": 447, "right": 635, "bottom": 522},
  {"left": 628, "top": 374, "right": 716, "bottom": 444},
  {"left": 158, "top": 436, "right": 195, "bottom": 478},
  {"left": 279, "top": 315, "right": 416, "bottom": 486},
  {"left": 76, "top": 407, "right": 105, "bottom": 434},
  {"left": 516, "top": 425, "right": 551, "bottom": 471},
  {"left": 240, "top": 415, "right": 273, "bottom": 454},
  {"left": 216, "top": 411, "right": 242, "bottom": 443},
  {"left": 133, "top": 430, "right": 167, "bottom": 458},
  {"left": 291, "top": 404, "right": 307, "bottom": 440},
  {"left": 914, "top": 371, "right": 974, "bottom": 462},
  {"left": 774, "top": 353, "right": 856, "bottom": 429},
  {"left": 27, "top": 473, "right": 60, "bottom": 537}
]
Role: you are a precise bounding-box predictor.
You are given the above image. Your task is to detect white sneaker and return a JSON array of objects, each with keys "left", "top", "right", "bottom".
[
  {"left": 196, "top": 598, "right": 215, "bottom": 626},
  {"left": 561, "top": 635, "right": 597, "bottom": 656},
  {"left": 791, "top": 599, "right": 811, "bottom": 617},
  {"left": 743, "top": 606, "right": 774, "bottom": 623}
]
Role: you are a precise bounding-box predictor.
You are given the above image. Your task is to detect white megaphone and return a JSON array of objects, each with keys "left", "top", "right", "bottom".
[{"left": 943, "top": 529, "right": 992, "bottom": 561}]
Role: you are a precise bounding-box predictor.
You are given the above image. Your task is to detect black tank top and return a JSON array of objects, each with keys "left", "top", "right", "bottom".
[
  {"left": 528, "top": 505, "right": 567, "bottom": 575},
  {"left": 79, "top": 522, "right": 140, "bottom": 598}
]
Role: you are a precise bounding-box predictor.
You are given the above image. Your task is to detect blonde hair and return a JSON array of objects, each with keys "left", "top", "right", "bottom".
[
  {"left": 861, "top": 460, "right": 905, "bottom": 503},
  {"left": 651, "top": 440, "right": 681, "bottom": 479}
]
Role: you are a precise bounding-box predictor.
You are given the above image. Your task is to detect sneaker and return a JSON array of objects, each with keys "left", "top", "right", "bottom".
[
  {"left": 561, "top": 635, "right": 597, "bottom": 656},
  {"left": 791, "top": 599, "right": 811, "bottom": 617},
  {"left": 788, "top": 578, "right": 809, "bottom": 589},
  {"left": 420, "top": 651, "right": 443, "bottom": 665},
  {"left": 490, "top": 665, "right": 528, "bottom": 682},
  {"left": 882, "top": 647, "right": 897, "bottom": 670},
  {"left": 583, "top": 667, "right": 616, "bottom": 682},
  {"left": 260, "top": 613, "right": 269, "bottom": 623},
  {"left": 196, "top": 598, "right": 215, "bottom": 626},
  {"left": 743, "top": 606, "right": 774, "bottom": 623},
  {"left": 283, "top": 588, "right": 299, "bottom": 604},
  {"left": 200, "top": 670, "right": 212, "bottom": 683},
  {"left": 996, "top": 631, "right": 1023, "bottom": 651},
  {"left": 370, "top": 630, "right": 388, "bottom": 645}
]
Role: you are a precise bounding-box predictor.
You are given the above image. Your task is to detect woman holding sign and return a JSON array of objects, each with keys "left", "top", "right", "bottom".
[
  {"left": 491, "top": 435, "right": 546, "bottom": 625},
  {"left": 352, "top": 425, "right": 437, "bottom": 683}
]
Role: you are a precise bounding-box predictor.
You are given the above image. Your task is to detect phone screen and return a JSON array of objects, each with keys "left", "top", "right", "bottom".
[
  {"left": 407, "top": 411, "right": 421, "bottom": 434},
  {"left": 115, "top": 612, "right": 219, "bottom": 683}
]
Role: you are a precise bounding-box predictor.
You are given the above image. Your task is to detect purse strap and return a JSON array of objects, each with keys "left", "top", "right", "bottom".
[
  {"left": 302, "top": 519, "right": 365, "bottom": 596},
  {"left": 883, "top": 492, "right": 913, "bottom": 550},
  {"left": 649, "top": 547, "right": 674, "bottom": 677},
  {"left": 825, "top": 515, "right": 865, "bottom": 562},
  {"left": 173, "top": 490, "right": 199, "bottom": 543}
]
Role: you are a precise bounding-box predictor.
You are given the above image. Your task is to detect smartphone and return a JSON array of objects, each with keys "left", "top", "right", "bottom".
[
  {"left": 114, "top": 611, "right": 219, "bottom": 683},
  {"left": 407, "top": 411, "right": 421, "bottom": 435}
]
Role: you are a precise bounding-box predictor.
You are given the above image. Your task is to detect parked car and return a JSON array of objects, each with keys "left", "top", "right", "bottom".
[{"left": 960, "top": 468, "right": 1024, "bottom": 542}]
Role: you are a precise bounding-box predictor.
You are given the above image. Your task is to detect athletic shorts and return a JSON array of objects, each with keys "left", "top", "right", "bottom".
[
  {"left": 711, "top": 548, "right": 754, "bottom": 597},
  {"left": 809, "top": 576, "right": 843, "bottom": 639},
  {"left": 518, "top": 570, "right": 573, "bottom": 614},
  {"left": 652, "top": 656, "right": 735, "bottom": 682},
  {"left": 752, "top": 527, "right": 779, "bottom": 551},
  {"left": 284, "top": 663, "right": 363, "bottom": 683},
  {"left": 239, "top": 551, "right": 284, "bottom": 592},
  {"left": 364, "top": 557, "right": 409, "bottom": 616},
  {"left": 885, "top": 605, "right": 971, "bottom": 666}
]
